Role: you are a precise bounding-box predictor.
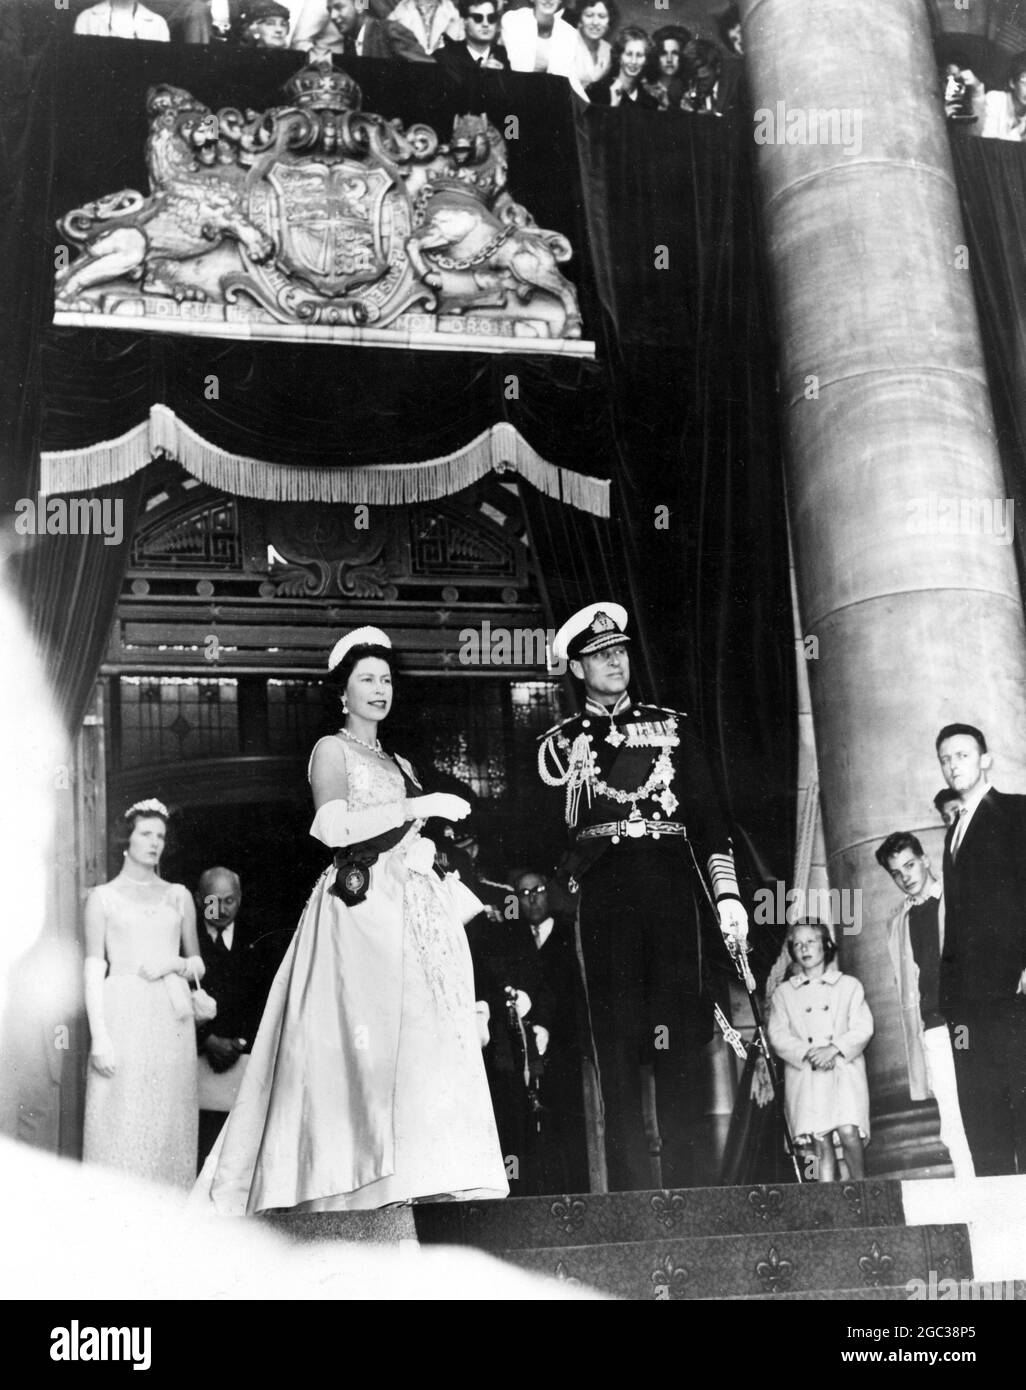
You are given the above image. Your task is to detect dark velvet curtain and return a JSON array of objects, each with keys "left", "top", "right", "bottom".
[
  {"left": 0, "top": 10, "right": 146, "bottom": 733},
  {"left": 569, "top": 103, "right": 795, "bottom": 870},
  {"left": 950, "top": 134, "right": 1026, "bottom": 572}
]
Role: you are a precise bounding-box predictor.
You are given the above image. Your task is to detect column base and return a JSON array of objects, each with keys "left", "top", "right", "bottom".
[{"left": 868, "top": 1100, "right": 953, "bottom": 1180}]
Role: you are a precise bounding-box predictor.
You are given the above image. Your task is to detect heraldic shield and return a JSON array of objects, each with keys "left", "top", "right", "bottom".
[
  {"left": 251, "top": 159, "right": 396, "bottom": 299},
  {"left": 52, "top": 63, "right": 591, "bottom": 354}
]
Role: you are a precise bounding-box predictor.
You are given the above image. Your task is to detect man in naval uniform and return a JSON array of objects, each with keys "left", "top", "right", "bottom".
[{"left": 537, "top": 602, "right": 748, "bottom": 1191}]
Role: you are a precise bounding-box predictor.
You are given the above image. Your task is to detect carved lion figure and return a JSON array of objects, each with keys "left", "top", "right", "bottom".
[{"left": 54, "top": 85, "right": 274, "bottom": 307}]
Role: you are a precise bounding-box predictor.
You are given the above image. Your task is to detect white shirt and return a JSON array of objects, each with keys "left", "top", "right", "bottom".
[
  {"left": 288, "top": 0, "right": 350, "bottom": 49},
  {"left": 389, "top": 0, "right": 463, "bottom": 55},
  {"left": 206, "top": 922, "right": 235, "bottom": 951},
  {"left": 981, "top": 90, "right": 1026, "bottom": 141},
  {"left": 531, "top": 916, "right": 554, "bottom": 949},
  {"left": 74, "top": 2, "right": 170, "bottom": 39},
  {"left": 500, "top": 8, "right": 577, "bottom": 78}
]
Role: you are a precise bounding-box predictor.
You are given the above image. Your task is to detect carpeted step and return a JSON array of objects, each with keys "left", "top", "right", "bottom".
[
  {"left": 711, "top": 1279, "right": 1026, "bottom": 1301},
  {"left": 494, "top": 1222, "right": 971, "bottom": 1300},
  {"left": 412, "top": 1180, "right": 906, "bottom": 1250}
]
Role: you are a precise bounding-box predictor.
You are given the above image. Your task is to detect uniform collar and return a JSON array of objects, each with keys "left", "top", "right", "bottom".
[
  {"left": 789, "top": 964, "right": 842, "bottom": 987},
  {"left": 585, "top": 692, "right": 632, "bottom": 720}
]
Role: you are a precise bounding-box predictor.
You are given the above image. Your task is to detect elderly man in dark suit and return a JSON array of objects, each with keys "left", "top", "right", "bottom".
[
  {"left": 195, "top": 866, "right": 280, "bottom": 1168},
  {"left": 936, "top": 722, "right": 1026, "bottom": 1175}
]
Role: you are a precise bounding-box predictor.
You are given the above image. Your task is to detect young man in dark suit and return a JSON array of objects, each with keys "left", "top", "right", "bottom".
[
  {"left": 436, "top": 0, "right": 509, "bottom": 73},
  {"left": 936, "top": 722, "right": 1026, "bottom": 1175}
]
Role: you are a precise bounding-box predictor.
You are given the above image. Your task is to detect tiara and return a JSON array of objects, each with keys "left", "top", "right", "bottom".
[{"left": 125, "top": 798, "right": 169, "bottom": 819}]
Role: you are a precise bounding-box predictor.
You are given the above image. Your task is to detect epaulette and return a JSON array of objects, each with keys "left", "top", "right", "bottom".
[{"left": 537, "top": 712, "right": 584, "bottom": 742}]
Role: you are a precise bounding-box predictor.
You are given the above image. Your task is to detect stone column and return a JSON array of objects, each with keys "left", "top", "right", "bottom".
[{"left": 740, "top": 0, "right": 1026, "bottom": 1174}]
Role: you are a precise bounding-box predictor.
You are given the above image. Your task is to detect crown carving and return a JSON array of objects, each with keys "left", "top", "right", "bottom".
[
  {"left": 424, "top": 168, "right": 499, "bottom": 206},
  {"left": 284, "top": 62, "right": 362, "bottom": 112}
]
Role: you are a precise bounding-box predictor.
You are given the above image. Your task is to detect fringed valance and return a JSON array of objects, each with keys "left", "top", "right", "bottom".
[{"left": 40, "top": 404, "right": 610, "bottom": 518}]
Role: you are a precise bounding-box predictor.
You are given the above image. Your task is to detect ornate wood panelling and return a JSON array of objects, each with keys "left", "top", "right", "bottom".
[{"left": 110, "top": 464, "right": 548, "bottom": 676}]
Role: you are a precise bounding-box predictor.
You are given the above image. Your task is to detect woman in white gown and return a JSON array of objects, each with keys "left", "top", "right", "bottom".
[
  {"left": 197, "top": 627, "right": 508, "bottom": 1213},
  {"left": 83, "top": 799, "right": 203, "bottom": 1190}
]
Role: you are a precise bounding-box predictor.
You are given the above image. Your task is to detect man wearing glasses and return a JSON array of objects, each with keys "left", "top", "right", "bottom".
[{"left": 438, "top": 0, "right": 510, "bottom": 71}]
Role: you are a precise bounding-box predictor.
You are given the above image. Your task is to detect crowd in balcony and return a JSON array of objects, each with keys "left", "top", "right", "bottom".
[
  {"left": 941, "top": 48, "right": 1026, "bottom": 141},
  {"left": 71, "top": 0, "right": 747, "bottom": 112}
]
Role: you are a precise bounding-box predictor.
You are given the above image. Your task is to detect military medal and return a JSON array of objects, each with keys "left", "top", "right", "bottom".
[
  {"left": 605, "top": 725, "right": 625, "bottom": 747},
  {"left": 625, "top": 717, "right": 679, "bottom": 748}
]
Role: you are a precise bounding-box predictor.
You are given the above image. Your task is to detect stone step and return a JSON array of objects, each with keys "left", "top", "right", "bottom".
[
  {"left": 494, "top": 1222, "right": 971, "bottom": 1300},
  {"left": 260, "top": 1206, "right": 417, "bottom": 1245},
  {"left": 412, "top": 1180, "right": 906, "bottom": 1250}
]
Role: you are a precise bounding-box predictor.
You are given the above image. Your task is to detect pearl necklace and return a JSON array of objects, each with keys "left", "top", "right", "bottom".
[
  {"left": 339, "top": 727, "right": 388, "bottom": 760},
  {"left": 118, "top": 873, "right": 165, "bottom": 890}
]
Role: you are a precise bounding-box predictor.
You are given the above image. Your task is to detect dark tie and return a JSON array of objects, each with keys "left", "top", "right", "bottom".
[
  {"left": 950, "top": 806, "right": 969, "bottom": 862},
  {"left": 214, "top": 932, "right": 230, "bottom": 957},
  {"left": 342, "top": 34, "right": 357, "bottom": 58}
]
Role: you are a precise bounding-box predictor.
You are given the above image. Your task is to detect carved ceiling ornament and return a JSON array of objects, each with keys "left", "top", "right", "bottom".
[{"left": 53, "top": 65, "right": 592, "bottom": 355}]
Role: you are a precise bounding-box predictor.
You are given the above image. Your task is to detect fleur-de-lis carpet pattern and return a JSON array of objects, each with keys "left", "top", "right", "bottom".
[
  {"left": 264, "top": 1182, "right": 996, "bottom": 1300},
  {"left": 403, "top": 1181, "right": 979, "bottom": 1300}
]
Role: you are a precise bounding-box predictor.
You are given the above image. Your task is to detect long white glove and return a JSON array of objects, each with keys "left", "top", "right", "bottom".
[
  {"left": 310, "top": 798, "right": 406, "bottom": 847},
  {"left": 84, "top": 956, "right": 115, "bottom": 1077},
  {"left": 717, "top": 899, "right": 749, "bottom": 944},
  {"left": 310, "top": 794, "right": 472, "bottom": 847}
]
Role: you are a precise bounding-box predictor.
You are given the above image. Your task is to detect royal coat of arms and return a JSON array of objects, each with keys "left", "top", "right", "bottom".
[{"left": 52, "top": 64, "right": 591, "bottom": 354}]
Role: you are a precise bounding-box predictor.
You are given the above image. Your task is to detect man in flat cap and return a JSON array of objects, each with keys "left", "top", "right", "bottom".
[{"left": 538, "top": 602, "right": 748, "bottom": 1191}]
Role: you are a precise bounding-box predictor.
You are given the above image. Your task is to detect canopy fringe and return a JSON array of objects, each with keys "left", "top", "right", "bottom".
[{"left": 40, "top": 404, "right": 610, "bottom": 517}]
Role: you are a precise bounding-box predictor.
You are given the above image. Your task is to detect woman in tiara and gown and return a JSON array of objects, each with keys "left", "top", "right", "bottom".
[
  {"left": 82, "top": 799, "right": 204, "bottom": 1190},
  {"left": 195, "top": 627, "right": 508, "bottom": 1213}
]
